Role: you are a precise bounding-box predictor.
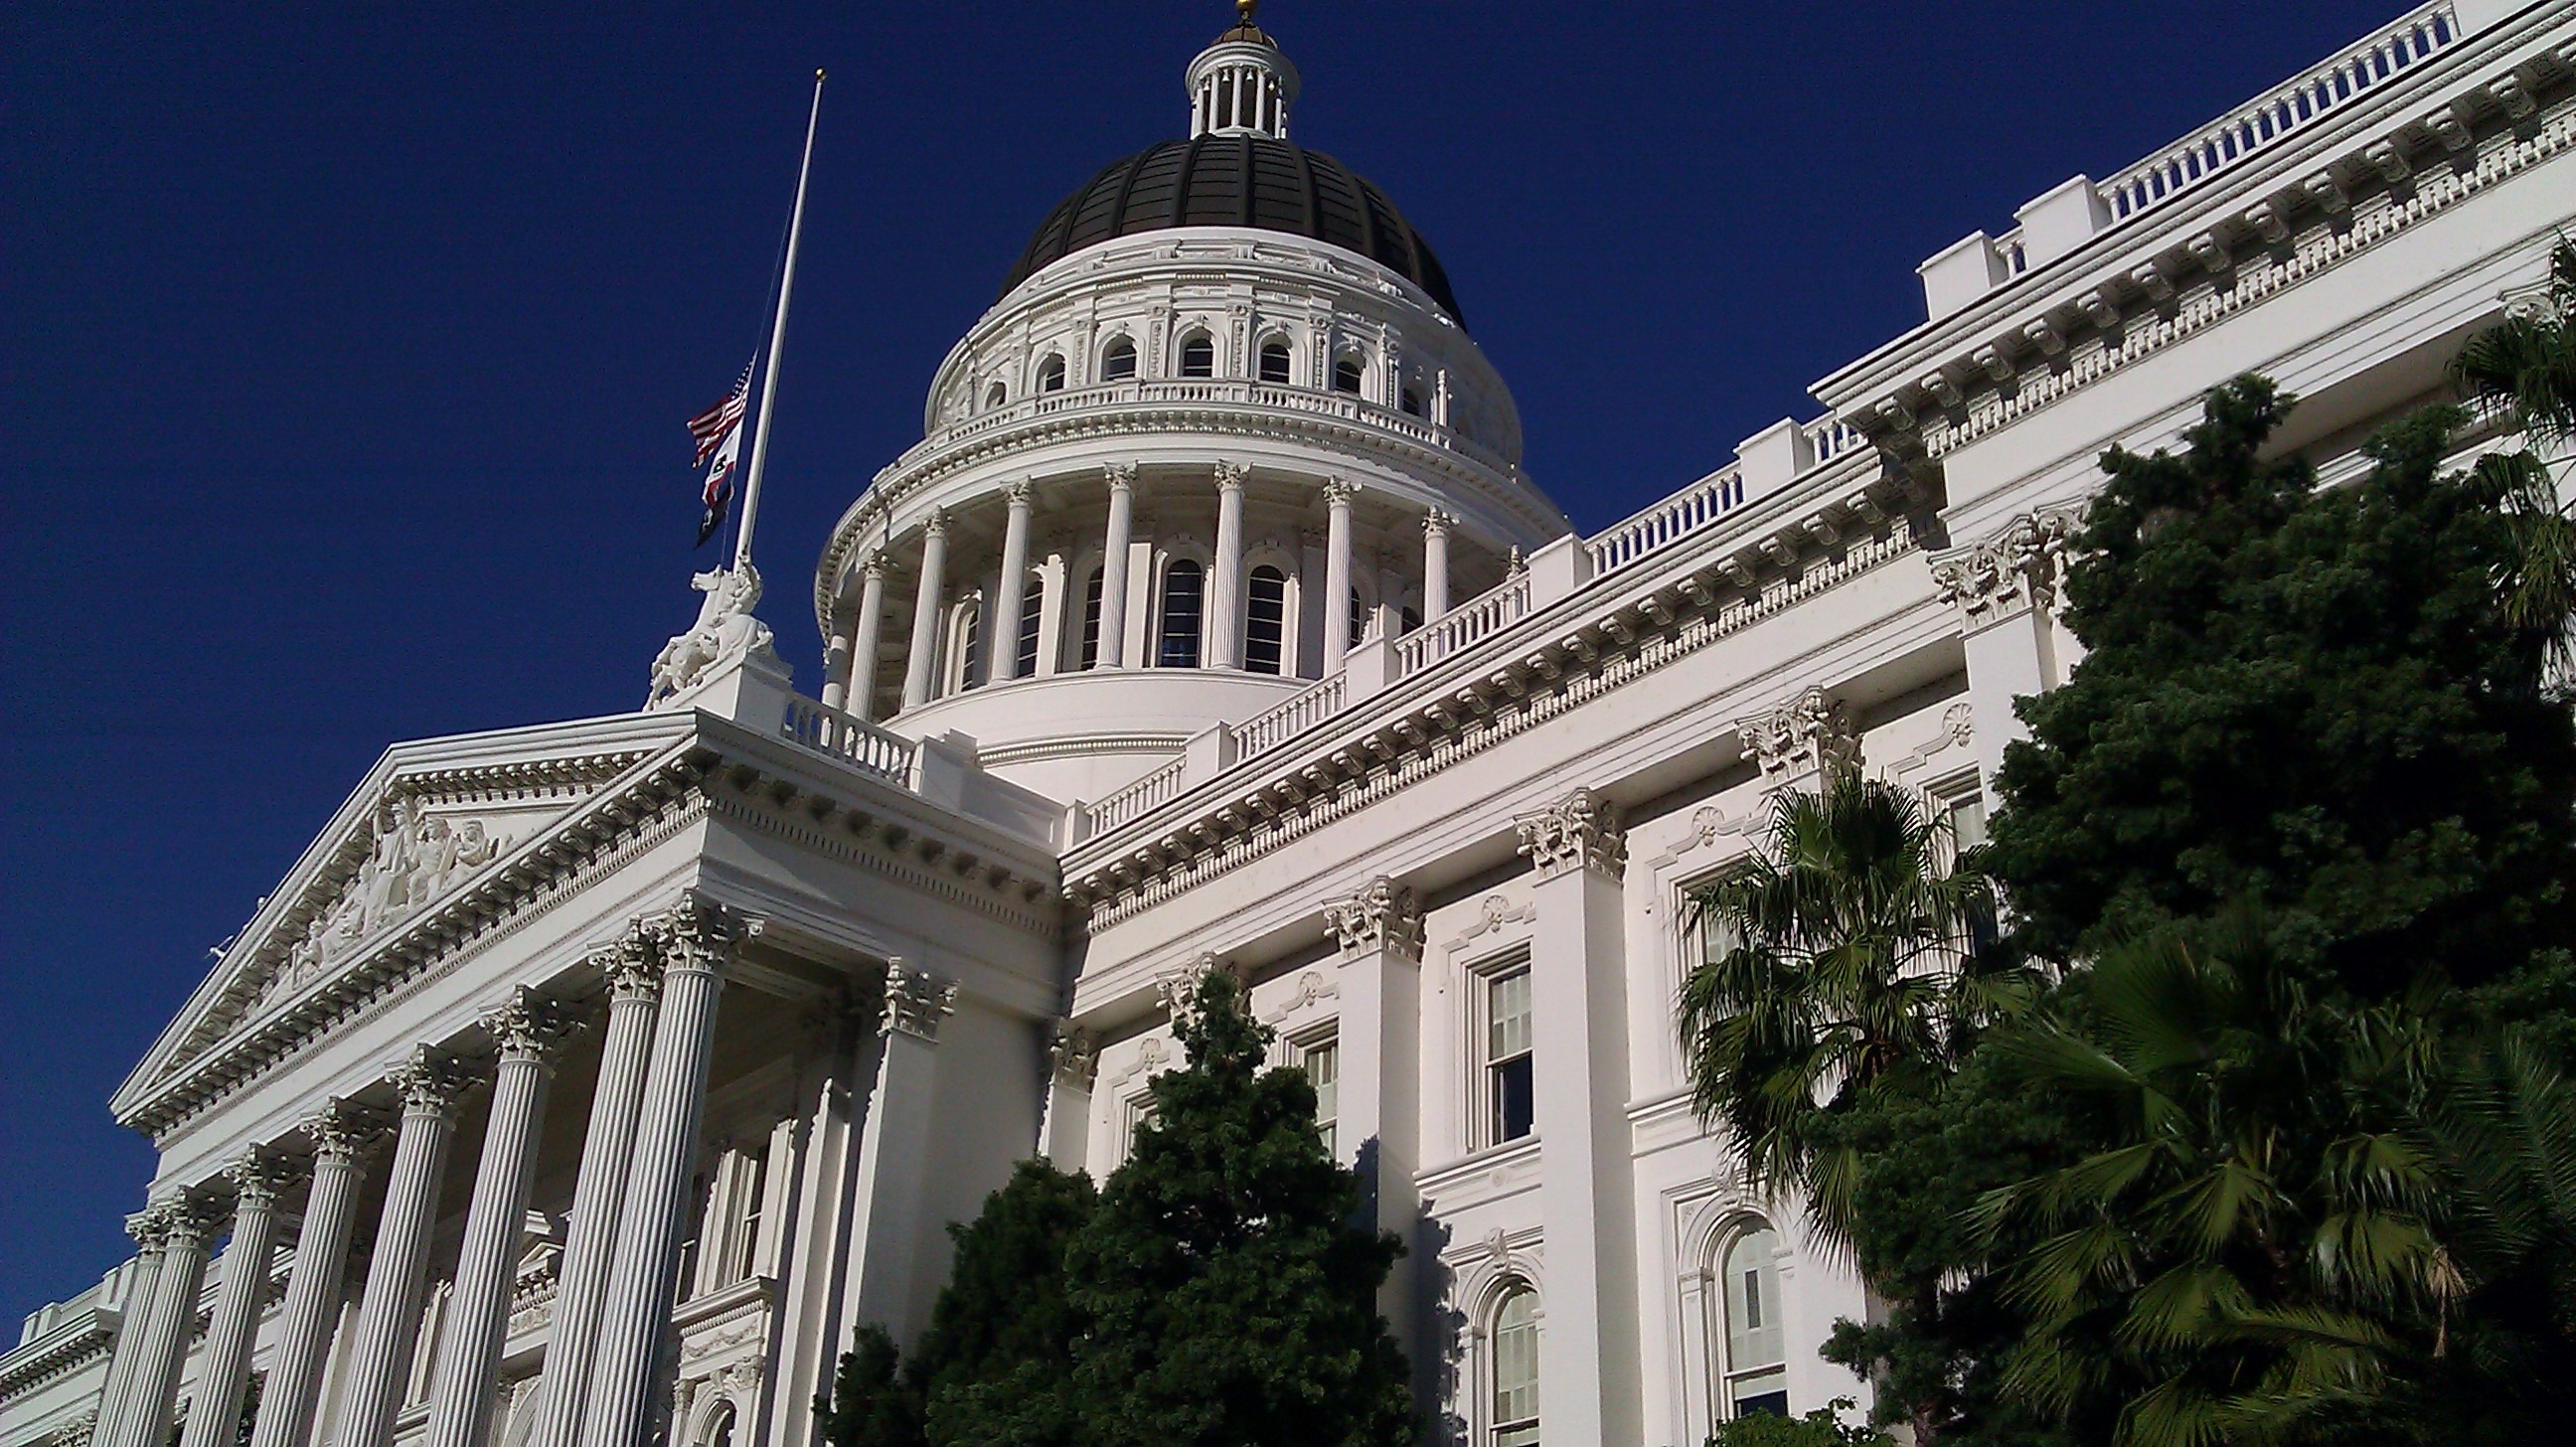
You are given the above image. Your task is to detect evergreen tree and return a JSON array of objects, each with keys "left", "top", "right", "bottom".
[
  {"left": 1985, "top": 379, "right": 2576, "bottom": 1011},
  {"left": 1065, "top": 969, "right": 1415, "bottom": 1447},
  {"left": 817, "top": 1327, "right": 922, "bottom": 1447}
]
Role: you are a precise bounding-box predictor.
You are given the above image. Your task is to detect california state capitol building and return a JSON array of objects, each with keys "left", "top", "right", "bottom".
[{"left": 6, "top": 3, "right": 2574, "bottom": 1446}]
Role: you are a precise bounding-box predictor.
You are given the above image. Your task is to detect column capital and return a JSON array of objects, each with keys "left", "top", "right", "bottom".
[
  {"left": 1154, "top": 953, "right": 1243, "bottom": 1024},
  {"left": 1102, "top": 461, "right": 1138, "bottom": 494},
  {"left": 594, "top": 920, "right": 664, "bottom": 1003},
  {"left": 1212, "top": 458, "right": 1249, "bottom": 492},
  {"left": 389, "top": 1045, "right": 469, "bottom": 1120},
  {"left": 1736, "top": 686, "right": 1861, "bottom": 788},
  {"left": 880, "top": 960, "right": 957, "bottom": 1043},
  {"left": 653, "top": 893, "right": 739, "bottom": 977},
  {"left": 1929, "top": 505, "right": 2081, "bottom": 629},
  {"left": 921, "top": 508, "right": 950, "bottom": 541},
  {"left": 1422, "top": 509, "right": 1454, "bottom": 539},
  {"left": 861, "top": 552, "right": 888, "bottom": 580},
  {"left": 1321, "top": 476, "right": 1358, "bottom": 508},
  {"left": 224, "top": 1155, "right": 298, "bottom": 1208},
  {"left": 481, "top": 987, "right": 572, "bottom": 1064},
  {"left": 136, "top": 1193, "right": 223, "bottom": 1249},
  {"left": 1514, "top": 787, "right": 1627, "bottom": 881},
  {"left": 300, "top": 1098, "right": 384, "bottom": 1166},
  {"left": 1046, "top": 1021, "right": 1098, "bottom": 1088},
  {"left": 1324, "top": 877, "right": 1424, "bottom": 961},
  {"left": 126, "top": 1204, "right": 176, "bottom": 1252},
  {"left": 1004, "top": 480, "right": 1035, "bottom": 509}
]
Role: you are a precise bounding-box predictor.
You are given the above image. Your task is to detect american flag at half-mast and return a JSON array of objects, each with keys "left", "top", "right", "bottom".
[{"left": 689, "top": 356, "right": 755, "bottom": 547}]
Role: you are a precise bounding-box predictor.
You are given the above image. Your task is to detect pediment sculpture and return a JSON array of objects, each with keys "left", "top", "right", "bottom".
[
  {"left": 250, "top": 795, "right": 512, "bottom": 1016},
  {"left": 646, "top": 564, "right": 780, "bottom": 710}
]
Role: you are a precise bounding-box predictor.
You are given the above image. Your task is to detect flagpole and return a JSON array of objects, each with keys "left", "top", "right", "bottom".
[{"left": 732, "top": 69, "right": 825, "bottom": 573}]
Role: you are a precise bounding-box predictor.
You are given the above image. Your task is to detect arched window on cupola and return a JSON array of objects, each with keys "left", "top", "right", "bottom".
[
  {"left": 1245, "top": 565, "right": 1288, "bottom": 675},
  {"left": 1258, "top": 339, "right": 1293, "bottom": 385},
  {"left": 947, "top": 595, "right": 986, "bottom": 694},
  {"left": 1159, "top": 559, "right": 1206, "bottom": 668},
  {"left": 1333, "top": 355, "right": 1366, "bottom": 396},
  {"left": 1039, "top": 354, "right": 1067, "bottom": 394},
  {"left": 985, "top": 381, "right": 1007, "bottom": 410},
  {"left": 1101, "top": 335, "right": 1138, "bottom": 382},
  {"left": 1078, "top": 566, "right": 1106, "bottom": 669},
  {"left": 1400, "top": 383, "right": 1426, "bottom": 416},
  {"left": 1490, "top": 1284, "right": 1540, "bottom": 1447},
  {"left": 1179, "top": 332, "right": 1215, "bottom": 379}
]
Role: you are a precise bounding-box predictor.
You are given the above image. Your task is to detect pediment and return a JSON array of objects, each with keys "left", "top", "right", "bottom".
[{"left": 118, "top": 717, "right": 688, "bottom": 1110}]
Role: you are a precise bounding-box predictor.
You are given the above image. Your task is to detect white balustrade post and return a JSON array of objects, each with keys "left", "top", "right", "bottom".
[
  {"left": 250, "top": 1106, "right": 375, "bottom": 1447},
  {"left": 847, "top": 557, "right": 888, "bottom": 724},
  {"left": 91, "top": 1211, "right": 173, "bottom": 1447},
  {"left": 111, "top": 1198, "right": 218, "bottom": 1447},
  {"left": 528, "top": 934, "right": 664, "bottom": 1447},
  {"left": 1097, "top": 464, "right": 1137, "bottom": 668},
  {"left": 1513, "top": 788, "right": 1643, "bottom": 1447},
  {"left": 425, "top": 993, "right": 568, "bottom": 1447},
  {"left": 1422, "top": 512, "right": 1452, "bottom": 622},
  {"left": 333, "top": 1049, "right": 468, "bottom": 1447},
  {"left": 1322, "top": 478, "right": 1356, "bottom": 674},
  {"left": 578, "top": 897, "right": 735, "bottom": 1447},
  {"left": 1324, "top": 880, "right": 1424, "bottom": 1357},
  {"left": 177, "top": 1161, "right": 293, "bottom": 1447},
  {"left": 994, "top": 482, "right": 1035, "bottom": 682},
  {"left": 900, "top": 513, "right": 949, "bottom": 711},
  {"left": 1208, "top": 461, "right": 1247, "bottom": 668}
]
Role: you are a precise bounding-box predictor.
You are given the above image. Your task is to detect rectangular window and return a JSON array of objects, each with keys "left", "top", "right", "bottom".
[
  {"left": 1015, "top": 577, "right": 1043, "bottom": 678},
  {"left": 1489, "top": 966, "right": 1534, "bottom": 1145},
  {"left": 1304, "top": 1038, "right": 1340, "bottom": 1157},
  {"left": 731, "top": 1149, "right": 768, "bottom": 1282},
  {"left": 1245, "top": 567, "right": 1288, "bottom": 674},
  {"left": 1079, "top": 569, "right": 1104, "bottom": 669},
  {"left": 1940, "top": 782, "right": 1998, "bottom": 953}
]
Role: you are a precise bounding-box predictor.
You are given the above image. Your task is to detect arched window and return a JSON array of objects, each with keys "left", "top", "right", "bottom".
[
  {"left": 1100, "top": 335, "right": 1138, "bottom": 382},
  {"left": 1258, "top": 339, "right": 1293, "bottom": 385},
  {"left": 1721, "top": 1226, "right": 1789, "bottom": 1418},
  {"left": 1179, "top": 333, "right": 1215, "bottom": 378},
  {"left": 1245, "top": 565, "right": 1288, "bottom": 674},
  {"left": 984, "top": 381, "right": 1006, "bottom": 409},
  {"left": 1333, "top": 355, "right": 1366, "bottom": 395},
  {"left": 1015, "top": 572, "right": 1044, "bottom": 678},
  {"left": 1492, "top": 1285, "right": 1539, "bottom": 1446},
  {"left": 1038, "top": 354, "right": 1067, "bottom": 394},
  {"left": 949, "top": 598, "right": 985, "bottom": 693},
  {"left": 1400, "top": 384, "right": 1426, "bottom": 416},
  {"left": 700, "top": 1402, "right": 736, "bottom": 1447},
  {"left": 1078, "top": 567, "right": 1106, "bottom": 670},
  {"left": 1159, "top": 560, "right": 1205, "bottom": 668}
]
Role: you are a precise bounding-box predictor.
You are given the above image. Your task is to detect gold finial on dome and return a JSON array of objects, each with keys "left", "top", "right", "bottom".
[{"left": 1237, "top": 0, "right": 1258, "bottom": 23}]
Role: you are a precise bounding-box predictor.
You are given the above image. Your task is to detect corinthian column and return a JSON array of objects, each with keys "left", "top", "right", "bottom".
[
  {"left": 900, "top": 512, "right": 950, "bottom": 711},
  {"left": 334, "top": 1048, "right": 468, "bottom": 1447},
  {"left": 1208, "top": 461, "right": 1247, "bottom": 668},
  {"left": 90, "top": 1211, "right": 170, "bottom": 1447},
  {"left": 1324, "top": 878, "right": 1425, "bottom": 1352},
  {"left": 249, "top": 1105, "right": 377, "bottom": 1447},
  {"left": 425, "top": 992, "right": 568, "bottom": 1447},
  {"left": 846, "top": 556, "right": 889, "bottom": 723},
  {"left": 109, "top": 1197, "right": 218, "bottom": 1447},
  {"left": 1096, "top": 464, "right": 1137, "bottom": 668},
  {"left": 1322, "top": 478, "right": 1357, "bottom": 673},
  {"left": 528, "top": 933, "right": 664, "bottom": 1447},
  {"left": 994, "top": 482, "right": 1036, "bottom": 682},
  {"left": 1421, "top": 511, "right": 1452, "bottom": 622},
  {"left": 578, "top": 896, "right": 735, "bottom": 1447},
  {"left": 177, "top": 1160, "right": 293, "bottom": 1447}
]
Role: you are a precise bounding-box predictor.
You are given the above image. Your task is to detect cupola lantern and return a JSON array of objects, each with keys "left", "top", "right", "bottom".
[{"left": 1188, "top": 0, "right": 1298, "bottom": 139}]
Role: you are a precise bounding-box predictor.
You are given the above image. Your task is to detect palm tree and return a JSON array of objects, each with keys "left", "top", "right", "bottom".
[
  {"left": 1680, "top": 771, "right": 2030, "bottom": 1251},
  {"left": 2457, "top": 239, "right": 2576, "bottom": 668},
  {"left": 1976, "top": 913, "right": 2466, "bottom": 1447}
]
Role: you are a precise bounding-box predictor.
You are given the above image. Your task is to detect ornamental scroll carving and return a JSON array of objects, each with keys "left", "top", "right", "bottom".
[
  {"left": 1737, "top": 686, "right": 1861, "bottom": 786},
  {"left": 1514, "top": 787, "right": 1626, "bottom": 880},
  {"left": 1324, "top": 877, "right": 1424, "bottom": 960},
  {"left": 645, "top": 563, "right": 781, "bottom": 710},
  {"left": 1155, "top": 953, "right": 1243, "bottom": 1024},
  {"left": 1929, "top": 506, "right": 2082, "bottom": 628},
  {"left": 1046, "top": 1021, "right": 1099, "bottom": 1089},
  {"left": 301, "top": 1098, "right": 384, "bottom": 1165},
  {"left": 881, "top": 962, "right": 958, "bottom": 1043},
  {"left": 653, "top": 894, "right": 739, "bottom": 977}
]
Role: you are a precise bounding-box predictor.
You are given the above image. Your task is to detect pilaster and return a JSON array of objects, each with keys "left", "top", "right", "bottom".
[
  {"left": 1929, "top": 506, "right": 2080, "bottom": 790},
  {"left": 1323, "top": 878, "right": 1424, "bottom": 1354},
  {"left": 1038, "top": 1021, "right": 1099, "bottom": 1170},
  {"left": 1734, "top": 687, "right": 1861, "bottom": 794},
  {"left": 841, "top": 960, "right": 958, "bottom": 1344}
]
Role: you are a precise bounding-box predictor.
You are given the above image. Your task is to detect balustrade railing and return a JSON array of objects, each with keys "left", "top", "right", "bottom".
[
  {"left": 779, "top": 696, "right": 917, "bottom": 785},
  {"left": 1395, "top": 572, "right": 1532, "bottom": 677},
  {"left": 1233, "top": 673, "right": 1350, "bottom": 759},
  {"left": 2099, "top": 1, "right": 2462, "bottom": 222},
  {"left": 1802, "top": 414, "right": 1865, "bottom": 465},
  {"left": 1085, "top": 755, "right": 1189, "bottom": 836},
  {"left": 1587, "top": 465, "right": 1748, "bottom": 577}
]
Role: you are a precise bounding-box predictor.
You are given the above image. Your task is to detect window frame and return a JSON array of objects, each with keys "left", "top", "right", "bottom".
[
  {"left": 1332, "top": 352, "right": 1367, "bottom": 396},
  {"left": 1037, "top": 353, "right": 1067, "bottom": 394},
  {"left": 1156, "top": 556, "right": 1207, "bottom": 668},
  {"left": 1244, "top": 563, "right": 1290, "bottom": 675},
  {"left": 1177, "top": 330, "right": 1216, "bottom": 379},
  {"left": 1478, "top": 954, "right": 1536, "bottom": 1149},
  {"left": 1489, "top": 1281, "right": 1540, "bottom": 1447},
  {"left": 1717, "top": 1222, "right": 1790, "bottom": 1419},
  {"left": 1257, "top": 336, "right": 1294, "bottom": 385},
  {"left": 1099, "top": 334, "right": 1138, "bottom": 382}
]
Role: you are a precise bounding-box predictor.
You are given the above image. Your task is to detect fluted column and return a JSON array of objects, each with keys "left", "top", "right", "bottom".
[
  {"left": 900, "top": 512, "right": 949, "bottom": 710},
  {"left": 1208, "top": 461, "right": 1247, "bottom": 668},
  {"left": 1096, "top": 464, "right": 1137, "bottom": 668},
  {"left": 579, "top": 897, "right": 735, "bottom": 1447},
  {"left": 994, "top": 482, "right": 1036, "bottom": 682},
  {"left": 109, "top": 1197, "right": 218, "bottom": 1447},
  {"left": 425, "top": 993, "right": 568, "bottom": 1447},
  {"left": 334, "top": 1048, "right": 468, "bottom": 1447},
  {"left": 1422, "top": 511, "right": 1452, "bottom": 621},
  {"left": 250, "top": 1106, "right": 375, "bottom": 1447},
  {"left": 529, "top": 934, "right": 664, "bottom": 1447},
  {"left": 177, "top": 1160, "right": 293, "bottom": 1447},
  {"left": 90, "top": 1211, "right": 172, "bottom": 1447},
  {"left": 847, "top": 557, "right": 888, "bottom": 723},
  {"left": 1322, "top": 478, "right": 1357, "bottom": 673}
]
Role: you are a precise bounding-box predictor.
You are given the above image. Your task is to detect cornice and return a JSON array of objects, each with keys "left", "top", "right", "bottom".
[{"left": 0, "top": 1313, "right": 110, "bottom": 1400}]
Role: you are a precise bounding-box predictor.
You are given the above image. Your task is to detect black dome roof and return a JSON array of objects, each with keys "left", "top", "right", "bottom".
[{"left": 999, "top": 133, "right": 1465, "bottom": 328}]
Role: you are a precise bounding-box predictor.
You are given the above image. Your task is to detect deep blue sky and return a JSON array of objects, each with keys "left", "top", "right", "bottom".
[{"left": 1, "top": 1, "right": 2404, "bottom": 1322}]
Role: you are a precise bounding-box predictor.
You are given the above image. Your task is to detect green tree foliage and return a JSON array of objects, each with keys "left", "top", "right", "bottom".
[
  {"left": 2454, "top": 239, "right": 2576, "bottom": 670},
  {"left": 1705, "top": 1398, "right": 1892, "bottom": 1447},
  {"left": 1067, "top": 969, "right": 1415, "bottom": 1447},
  {"left": 818, "top": 972, "right": 1411, "bottom": 1447},
  {"left": 1984, "top": 379, "right": 2576, "bottom": 1009}
]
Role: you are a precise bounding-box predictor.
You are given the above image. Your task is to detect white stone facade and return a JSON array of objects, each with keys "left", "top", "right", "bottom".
[{"left": 7, "top": 5, "right": 2573, "bottom": 1447}]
